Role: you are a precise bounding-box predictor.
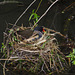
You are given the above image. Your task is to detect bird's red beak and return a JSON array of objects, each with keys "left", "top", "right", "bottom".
[{"left": 43, "top": 28, "right": 45, "bottom": 32}]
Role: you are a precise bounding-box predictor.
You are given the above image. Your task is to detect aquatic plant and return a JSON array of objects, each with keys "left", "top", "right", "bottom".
[
  {"left": 67, "top": 48, "right": 75, "bottom": 65},
  {"left": 29, "top": 9, "right": 40, "bottom": 25}
]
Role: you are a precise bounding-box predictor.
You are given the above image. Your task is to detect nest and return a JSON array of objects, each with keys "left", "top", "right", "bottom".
[{"left": 2, "top": 25, "right": 69, "bottom": 74}]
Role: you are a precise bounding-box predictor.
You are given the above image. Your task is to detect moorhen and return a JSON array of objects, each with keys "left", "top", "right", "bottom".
[{"left": 17, "top": 26, "right": 46, "bottom": 40}]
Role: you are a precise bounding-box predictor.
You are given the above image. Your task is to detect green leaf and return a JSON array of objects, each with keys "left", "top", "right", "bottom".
[
  {"left": 36, "top": 17, "right": 38, "bottom": 22},
  {"left": 1, "top": 47, "right": 3, "bottom": 52},
  {"left": 71, "top": 58, "right": 73, "bottom": 61},
  {"left": 66, "top": 48, "right": 75, "bottom": 65},
  {"left": 33, "top": 21, "right": 36, "bottom": 24},
  {"left": 66, "top": 55, "right": 71, "bottom": 58},
  {"left": 29, "top": 9, "right": 39, "bottom": 25},
  {"left": 73, "top": 48, "right": 75, "bottom": 54},
  {"left": 16, "top": 28, "right": 19, "bottom": 31},
  {"left": 29, "top": 14, "right": 34, "bottom": 21},
  {"left": 72, "top": 60, "right": 75, "bottom": 65},
  {"left": 9, "top": 42, "right": 13, "bottom": 46},
  {"left": 41, "top": 42, "right": 47, "bottom": 49},
  {"left": 1, "top": 43, "right": 5, "bottom": 52},
  {"left": 10, "top": 50, "right": 13, "bottom": 54},
  {"left": 8, "top": 29, "right": 13, "bottom": 33},
  {"left": 32, "top": 9, "right": 35, "bottom": 13},
  {"left": 68, "top": 18, "right": 71, "bottom": 21}
]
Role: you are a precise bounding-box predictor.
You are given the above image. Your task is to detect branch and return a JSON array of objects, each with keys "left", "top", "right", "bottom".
[
  {"left": 0, "top": 1, "right": 21, "bottom": 5},
  {"left": 33, "top": 0, "right": 58, "bottom": 28},
  {"left": 33, "top": 39, "right": 46, "bottom": 46},
  {"left": 14, "top": 0, "right": 36, "bottom": 25},
  {"left": 18, "top": 48, "right": 51, "bottom": 53},
  {"left": 48, "top": 0, "right": 53, "bottom": 3}
]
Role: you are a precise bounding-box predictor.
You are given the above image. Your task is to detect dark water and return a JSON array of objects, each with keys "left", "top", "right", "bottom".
[{"left": 0, "top": 0, "right": 75, "bottom": 75}]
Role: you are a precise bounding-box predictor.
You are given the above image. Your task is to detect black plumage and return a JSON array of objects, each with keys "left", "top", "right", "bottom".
[{"left": 17, "top": 26, "right": 45, "bottom": 40}]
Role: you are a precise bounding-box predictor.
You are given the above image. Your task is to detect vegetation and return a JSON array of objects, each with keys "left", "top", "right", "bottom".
[
  {"left": 29, "top": 9, "right": 40, "bottom": 24},
  {"left": 0, "top": 0, "right": 75, "bottom": 75},
  {"left": 67, "top": 48, "right": 75, "bottom": 65}
]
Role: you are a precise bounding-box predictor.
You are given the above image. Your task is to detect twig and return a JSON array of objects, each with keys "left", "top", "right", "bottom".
[
  {"left": 18, "top": 48, "right": 51, "bottom": 53},
  {"left": 62, "top": 2, "right": 75, "bottom": 12},
  {"left": 0, "top": 62, "right": 9, "bottom": 71},
  {"left": 0, "top": 1, "right": 21, "bottom": 5},
  {"left": 14, "top": 0, "right": 36, "bottom": 25},
  {"left": 19, "top": 49, "right": 40, "bottom": 53},
  {"left": 0, "top": 62, "right": 18, "bottom": 75},
  {"left": 1, "top": 26, "right": 69, "bottom": 73},
  {"left": 3, "top": 61, "right": 7, "bottom": 75},
  {"left": 57, "top": 54, "right": 63, "bottom": 68},
  {"left": 35, "top": 0, "right": 42, "bottom": 13},
  {"left": 40, "top": 62, "right": 46, "bottom": 74},
  {"left": 44, "top": 58, "right": 50, "bottom": 72},
  {"left": 44, "top": 27, "right": 66, "bottom": 38},
  {"left": 0, "top": 59, "right": 25, "bottom": 61},
  {"left": 33, "top": 0, "right": 58, "bottom": 28},
  {"left": 33, "top": 39, "right": 46, "bottom": 46},
  {"left": 26, "top": 35, "right": 39, "bottom": 42},
  {"left": 48, "top": 0, "right": 54, "bottom": 3},
  {"left": 49, "top": 52, "right": 51, "bottom": 68}
]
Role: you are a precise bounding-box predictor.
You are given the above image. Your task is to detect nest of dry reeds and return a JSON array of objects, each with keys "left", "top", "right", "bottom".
[{"left": 1, "top": 25, "right": 69, "bottom": 74}]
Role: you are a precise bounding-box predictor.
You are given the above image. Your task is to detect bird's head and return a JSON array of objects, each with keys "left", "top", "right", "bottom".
[{"left": 34, "top": 26, "right": 46, "bottom": 33}]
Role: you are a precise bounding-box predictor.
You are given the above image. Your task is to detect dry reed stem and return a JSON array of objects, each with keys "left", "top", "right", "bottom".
[
  {"left": 32, "top": 0, "right": 58, "bottom": 28},
  {"left": 14, "top": 0, "right": 36, "bottom": 25},
  {"left": 1, "top": 25, "right": 69, "bottom": 74}
]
